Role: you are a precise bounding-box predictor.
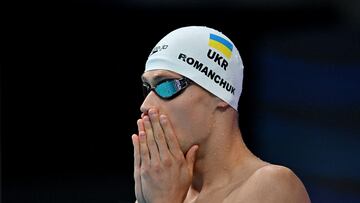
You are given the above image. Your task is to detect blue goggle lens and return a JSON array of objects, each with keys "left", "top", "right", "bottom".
[
  {"left": 142, "top": 77, "right": 191, "bottom": 100},
  {"left": 155, "top": 80, "right": 178, "bottom": 98}
]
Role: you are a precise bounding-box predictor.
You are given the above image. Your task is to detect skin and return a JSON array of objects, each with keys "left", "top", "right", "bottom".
[{"left": 132, "top": 70, "right": 311, "bottom": 203}]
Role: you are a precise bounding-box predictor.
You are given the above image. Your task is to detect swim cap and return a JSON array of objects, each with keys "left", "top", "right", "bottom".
[{"left": 145, "top": 26, "right": 244, "bottom": 110}]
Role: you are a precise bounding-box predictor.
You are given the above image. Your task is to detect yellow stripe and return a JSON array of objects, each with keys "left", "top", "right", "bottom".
[{"left": 208, "top": 40, "right": 232, "bottom": 59}]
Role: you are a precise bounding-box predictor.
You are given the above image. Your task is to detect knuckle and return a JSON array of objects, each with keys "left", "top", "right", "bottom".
[
  {"left": 152, "top": 163, "right": 161, "bottom": 173},
  {"left": 175, "top": 155, "right": 185, "bottom": 163},
  {"left": 140, "top": 170, "right": 147, "bottom": 178},
  {"left": 162, "top": 156, "right": 173, "bottom": 167},
  {"left": 140, "top": 166, "right": 149, "bottom": 176}
]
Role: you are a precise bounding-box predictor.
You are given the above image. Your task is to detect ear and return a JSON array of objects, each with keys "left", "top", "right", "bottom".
[{"left": 216, "top": 98, "right": 230, "bottom": 109}]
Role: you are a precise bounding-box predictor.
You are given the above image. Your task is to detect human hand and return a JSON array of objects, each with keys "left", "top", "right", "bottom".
[{"left": 132, "top": 108, "right": 199, "bottom": 203}]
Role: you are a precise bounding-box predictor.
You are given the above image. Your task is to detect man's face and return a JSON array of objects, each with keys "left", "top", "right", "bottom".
[{"left": 140, "top": 70, "right": 217, "bottom": 153}]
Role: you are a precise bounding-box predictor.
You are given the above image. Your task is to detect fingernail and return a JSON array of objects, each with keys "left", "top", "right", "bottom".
[{"left": 143, "top": 116, "right": 149, "bottom": 122}]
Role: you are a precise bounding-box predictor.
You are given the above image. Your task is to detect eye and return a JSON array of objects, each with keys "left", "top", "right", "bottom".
[
  {"left": 142, "top": 82, "right": 151, "bottom": 97},
  {"left": 155, "top": 80, "right": 178, "bottom": 98},
  {"left": 142, "top": 82, "right": 151, "bottom": 89}
]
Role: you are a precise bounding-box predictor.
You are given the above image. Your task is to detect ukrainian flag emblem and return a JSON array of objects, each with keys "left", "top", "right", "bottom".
[{"left": 208, "top": 33, "right": 233, "bottom": 59}]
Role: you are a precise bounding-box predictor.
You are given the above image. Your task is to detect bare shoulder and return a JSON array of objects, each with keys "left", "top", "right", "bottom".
[{"left": 225, "top": 164, "right": 311, "bottom": 203}]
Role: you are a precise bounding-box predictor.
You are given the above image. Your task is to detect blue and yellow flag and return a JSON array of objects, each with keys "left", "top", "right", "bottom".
[{"left": 208, "top": 33, "right": 233, "bottom": 59}]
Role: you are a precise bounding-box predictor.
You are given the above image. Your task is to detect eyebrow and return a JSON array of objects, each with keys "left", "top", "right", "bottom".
[{"left": 141, "top": 74, "right": 178, "bottom": 86}]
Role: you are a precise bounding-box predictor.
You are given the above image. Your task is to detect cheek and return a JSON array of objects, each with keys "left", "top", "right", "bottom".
[
  {"left": 165, "top": 106, "right": 195, "bottom": 152},
  {"left": 162, "top": 88, "right": 213, "bottom": 151},
  {"left": 169, "top": 105, "right": 208, "bottom": 152}
]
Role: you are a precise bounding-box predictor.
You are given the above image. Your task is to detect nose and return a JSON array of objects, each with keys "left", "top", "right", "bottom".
[{"left": 140, "top": 91, "right": 158, "bottom": 114}]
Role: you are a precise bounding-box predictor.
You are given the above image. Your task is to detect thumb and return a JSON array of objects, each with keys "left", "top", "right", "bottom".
[{"left": 185, "top": 145, "right": 199, "bottom": 171}]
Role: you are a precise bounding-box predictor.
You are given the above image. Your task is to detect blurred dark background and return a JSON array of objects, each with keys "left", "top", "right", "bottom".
[{"left": 1, "top": 0, "right": 360, "bottom": 202}]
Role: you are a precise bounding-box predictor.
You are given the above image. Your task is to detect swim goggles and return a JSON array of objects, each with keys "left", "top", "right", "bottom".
[{"left": 142, "top": 77, "right": 192, "bottom": 100}]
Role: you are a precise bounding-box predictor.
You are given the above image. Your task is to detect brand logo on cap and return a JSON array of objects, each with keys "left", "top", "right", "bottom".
[
  {"left": 150, "top": 44, "right": 168, "bottom": 56},
  {"left": 208, "top": 34, "right": 233, "bottom": 59}
]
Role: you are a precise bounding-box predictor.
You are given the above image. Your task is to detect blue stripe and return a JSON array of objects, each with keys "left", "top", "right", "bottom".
[{"left": 210, "top": 34, "right": 233, "bottom": 51}]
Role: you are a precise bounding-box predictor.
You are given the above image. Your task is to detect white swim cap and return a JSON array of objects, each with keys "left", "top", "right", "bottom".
[{"left": 145, "top": 26, "right": 244, "bottom": 111}]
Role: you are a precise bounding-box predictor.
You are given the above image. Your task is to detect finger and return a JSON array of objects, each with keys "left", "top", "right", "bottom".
[
  {"left": 148, "top": 109, "right": 169, "bottom": 159},
  {"left": 139, "top": 130, "right": 150, "bottom": 167},
  {"left": 132, "top": 134, "right": 145, "bottom": 203},
  {"left": 138, "top": 119, "right": 153, "bottom": 160},
  {"left": 143, "top": 116, "right": 160, "bottom": 162},
  {"left": 185, "top": 145, "right": 199, "bottom": 173},
  {"left": 137, "top": 119, "right": 144, "bottom": 133},
  {"left": 160, "top": 114, "right": 183, "bottom": 158},
  {"left": 132, "top": 134, "right": 141, "bottom": 170}
]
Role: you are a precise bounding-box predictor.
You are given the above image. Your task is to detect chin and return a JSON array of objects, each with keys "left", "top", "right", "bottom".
[
  {"left": 181, "top": 143, "right": 193, "bottom": 154},
  {"left": 176, "top": 134, "right": 193, "bottom": 154}
]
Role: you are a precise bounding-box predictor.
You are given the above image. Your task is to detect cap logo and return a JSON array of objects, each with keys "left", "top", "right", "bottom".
[
  {"left": 150, "top": 44, "right": 168, "bottom": 56},
  {"left": 208, "top": 33, "right": 233, "bottom": 59}
]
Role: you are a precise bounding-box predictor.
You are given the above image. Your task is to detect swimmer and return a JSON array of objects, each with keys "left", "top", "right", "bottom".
[{"left": 131, "top": 26, "right": 311, "bottom": 203}]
